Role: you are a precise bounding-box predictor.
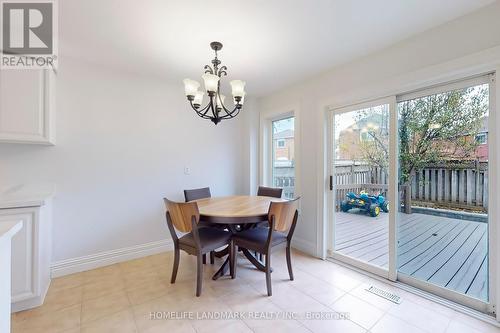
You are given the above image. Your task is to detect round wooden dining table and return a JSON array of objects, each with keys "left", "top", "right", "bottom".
[{"left": 195, "top": 195, "right": 286, "bottom": 280}]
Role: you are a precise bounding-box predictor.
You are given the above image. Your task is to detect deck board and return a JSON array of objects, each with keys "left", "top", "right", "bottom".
[
  {"left": 411, "top": 223, "right": 478, "bottom": 279},
  {"left": 334, "top": 211, "right": 488, "bottom": 301},
  {"left": 428, "top": 227, "right": 485, "bottom": 287},
  {"left": 467, "top": 256, "right": 488, "bottom": 300},
  {"left": 398, "top": 222, "right": 460, "bottom": 266},
  {"left": 398, "top": 222, "right": 471, "bottom": 274}
]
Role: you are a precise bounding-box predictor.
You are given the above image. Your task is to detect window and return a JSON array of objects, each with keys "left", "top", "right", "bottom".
[
  {"left": 476, "top": 133, "right": 487, "bottom": 144},
  {"left": 272, "top": 116, "right": 295, "bottom": 199}
]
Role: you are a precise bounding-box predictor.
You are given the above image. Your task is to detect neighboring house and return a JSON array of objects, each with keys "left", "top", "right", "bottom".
[
  {"left": 337, "top": 115, "right": 488, "bottom": 162},
  {"left": 434, "top": 116, "right": 489, "bottom": 162},
  {"left": 473, "top": 116, "right": 488, "bottom": 161},
  {"left": 337, "top": 114, "right": 388, "bottom": 162},
  {"left": 274, "top": 129, "right": 295, "bottom": 165},
  {"left": 273, "top": 129, "right": 295, "bottom": 198}
]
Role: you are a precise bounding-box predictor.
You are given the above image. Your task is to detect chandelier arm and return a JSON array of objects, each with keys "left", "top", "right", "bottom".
[
  {"left": 218, "top": 97, "right": 241, "bottom": 118},
  {"left": 200, "top": 99, "right": 214, "bottom": 116},
  {"left": 220, "top": 106, "right": 241, "bottom": 119},
  {"left": 217, "top": 65, "right": 227, "bottom": 77},
  {"left": 194, "top": 109, "right": 212, "bottom": 120},
  {"left": 189, "top": 99, "right": 210, "bottom": 113},
  {"left": 219, "top": 103, "right": 240, "bottom": 118},
  {"left": 216, "top": 89, "right": 231, "bottom": 115},
  {"left": 189, "top": 100, "right": 212, "bottom": 119},
  {"left": 209, "top": 94, "right": 218, "bottom": 120},
  {"left": 213, "top": 90, "right": 232, "bottom": 118},
  {"left": 204, "top": 65, "right": 214, "bottom": 74},
  {"left": 195, "top": 111, "right": 212, "bottom": 120}
]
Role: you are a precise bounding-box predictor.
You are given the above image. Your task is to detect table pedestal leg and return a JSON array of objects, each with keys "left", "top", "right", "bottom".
[
  {"left": 211, "top": 224, "right": 273, "bottom": 280},
  {"left": 241, "top": 248, "right": 273, "bottom": 273},
  {"left": 212, "top": 257, "right": 229, "bottom": 280},
  {"left": 213, "top": 247, "right": 229, "bottom": 258}
]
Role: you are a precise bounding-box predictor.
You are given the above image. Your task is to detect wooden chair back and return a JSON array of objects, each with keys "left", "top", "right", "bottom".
[
  {"left": 184, "top": 187, "right": 211, "bottom": 202},
  {"left": 268, "top": 197, "right": 300, "bottom": 232},
  {"left": 164, "top": 198, "right": 199, "bottom": 233},
  {"left": 257, "top": 186, "right": 283, "bottom": 198}
]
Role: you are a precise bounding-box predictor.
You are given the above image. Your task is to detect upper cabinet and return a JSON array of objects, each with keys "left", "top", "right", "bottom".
[{"left": 0, "top": 69, "right": 56, "bottom": 145}]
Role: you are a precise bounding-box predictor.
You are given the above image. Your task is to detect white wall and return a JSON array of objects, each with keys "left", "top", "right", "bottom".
[
  {"left": 0, "top": 57, "right": 246, "bottom": 262},
  {"left": 256, "top": 1, "right": 500, "bottom": 256}
]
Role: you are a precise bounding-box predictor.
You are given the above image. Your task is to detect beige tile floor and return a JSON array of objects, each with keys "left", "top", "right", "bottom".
[{"left": 10, "top": 249, "right": 500, "bottom": 333}]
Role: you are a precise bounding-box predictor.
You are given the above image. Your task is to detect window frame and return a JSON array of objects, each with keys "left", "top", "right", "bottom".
[{"left": 260, "top": 107, "right": 300, "bottom": 198}]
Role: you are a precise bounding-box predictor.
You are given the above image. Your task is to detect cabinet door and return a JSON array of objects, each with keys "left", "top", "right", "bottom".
[
  {"left": 0, "top": 70, "right": 54, "bottom": 144},
  {"left": 0, "top": 211, "right": 38, "bottom": 302}
]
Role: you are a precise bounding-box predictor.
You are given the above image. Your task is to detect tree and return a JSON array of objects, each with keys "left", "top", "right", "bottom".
[
  {"left": 398, "top": 86, "right": 488, "bottom": 185},
  {"left": 354, "top": 107, "right": 389, "bottom": 171},
  {"left": 355, "top": 85, "right": 488, "bottom": 188}
]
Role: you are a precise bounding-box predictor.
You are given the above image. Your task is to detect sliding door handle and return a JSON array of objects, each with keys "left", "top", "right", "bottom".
[{"left": 329, "top": 175, "right": 333, "bottom": 191}]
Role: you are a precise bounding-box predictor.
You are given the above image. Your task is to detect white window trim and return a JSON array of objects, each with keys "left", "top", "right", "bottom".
[{"left": 259, "top": 105, "right": 300, "bottom": 198}]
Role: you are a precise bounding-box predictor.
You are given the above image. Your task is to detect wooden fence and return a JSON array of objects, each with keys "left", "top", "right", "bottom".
[
  {"left": 410, "top": 162, "right": 488, "bottom": 212},
  {"left": 334, "top": 161, "right": 488, "bottom": 213}
]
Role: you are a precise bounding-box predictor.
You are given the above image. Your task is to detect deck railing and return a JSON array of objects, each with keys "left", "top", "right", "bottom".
[{"left": 334, "top": 161, "right": 488, "bottom": 213}]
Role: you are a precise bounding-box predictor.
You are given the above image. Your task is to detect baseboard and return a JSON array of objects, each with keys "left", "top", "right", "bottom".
[
  {"left": 51, "top": 239, "right": 174, "bottom": 278},
  {"left": 291, "top": 237, "right": 317, "bottom": 256}
]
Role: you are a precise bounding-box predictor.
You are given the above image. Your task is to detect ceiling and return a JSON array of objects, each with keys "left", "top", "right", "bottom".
[{"left": 60, "top": 0, "right": 495, "bottom": 97}]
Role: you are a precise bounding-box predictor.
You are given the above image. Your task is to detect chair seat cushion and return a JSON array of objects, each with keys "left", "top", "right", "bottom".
[
  {"left": 179, "top": 228, "right": 231, "bottom": 252},
  {"left": 232, "top": 227, "right": 287, "bottom": 252}
]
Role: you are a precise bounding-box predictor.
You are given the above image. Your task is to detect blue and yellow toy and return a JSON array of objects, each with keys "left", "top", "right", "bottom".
[{"left": 340, "top": 190, "right": 389, "bottom": 217}]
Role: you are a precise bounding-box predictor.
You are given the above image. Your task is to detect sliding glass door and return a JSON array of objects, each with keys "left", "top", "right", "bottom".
[
  {"left": 396, "top": 76, "right": 493, "bottom": 310},
  {"left": 330, "top": 100, "right": 394, "bottom": 278},
  {"left": 328, "top": 74, "right": 495, "bottom": 313}
]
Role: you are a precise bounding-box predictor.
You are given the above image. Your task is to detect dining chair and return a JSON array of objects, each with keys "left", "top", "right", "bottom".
[
  {"left": 164, "top": 198, "right": 234, "bottom": 296},
  {"left": 255, "top": 186, "right": 284, "bottom": 258},
  {"left": 184, "top": 187, "right": 211, "bottom": 201},
  {"left": 230, "top": 197, "right": 300, "bottom": 296},
  {"left": 257, "top": 186, "right": 283, "bottom": 198},
  {"left": 183, "top": 187, "right": 217, "bottom": 264}
]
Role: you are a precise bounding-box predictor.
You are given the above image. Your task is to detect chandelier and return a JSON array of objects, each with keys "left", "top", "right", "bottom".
[{"left": 183, "top": 42, "right": 246, "bottom": 125}]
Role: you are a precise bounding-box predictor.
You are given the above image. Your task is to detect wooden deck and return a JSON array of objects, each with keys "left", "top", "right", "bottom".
[{"left": 335, "top": 210, "right": 488, "bottom": 301}]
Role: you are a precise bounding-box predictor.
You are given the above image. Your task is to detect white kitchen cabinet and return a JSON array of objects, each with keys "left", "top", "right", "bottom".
[
  {"left": 0, "top": 221, "right": 22, "bottom": 332},
  {"left": 0, "top": 69, "right": 56, "bottom": 145},
  {"left": 0, "top": 200, "right": 52, "bottom": 312}
]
